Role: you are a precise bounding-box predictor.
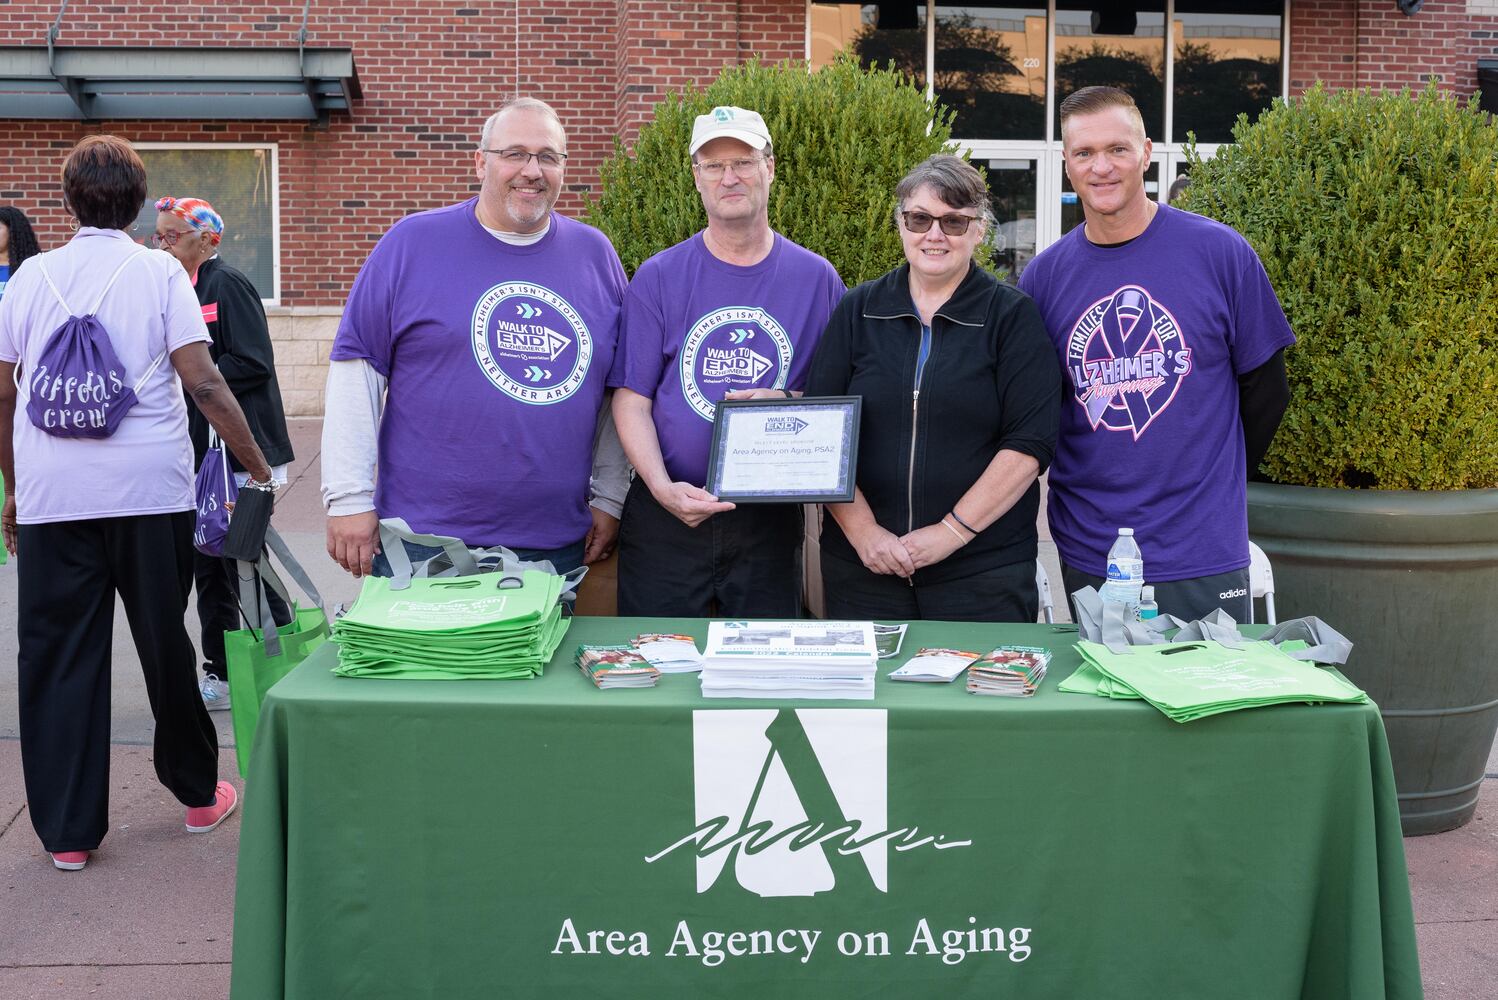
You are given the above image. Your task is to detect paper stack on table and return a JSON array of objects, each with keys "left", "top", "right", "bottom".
[
  {"left": 576, "top": 645, "right": 660, "bottom": 689},
  {"left": 1067, "top": 639, "right": 1369, "bottom": 722},
  {"left": 700, "top": 621, "right": 878, "bottom": 700},
  {"left": 631, "top": 633, "right": 705, "bottom": 673},
  {"left": 331, "top": 570, "right": 569, "bottom": 680},
  {"left": 889, "top": 647, "right": 981, "bottom": 683},
  {"left": 966, "top": 646, "right": 1051, "bottom": 696}
]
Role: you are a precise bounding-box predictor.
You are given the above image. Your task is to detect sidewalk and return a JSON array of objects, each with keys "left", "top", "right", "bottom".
[{"left": 1, "top": 417, "right": 1494, "bottom": 999}]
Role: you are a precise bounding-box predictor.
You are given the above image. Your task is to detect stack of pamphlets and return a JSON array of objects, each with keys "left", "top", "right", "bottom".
[
  {"left": 889, "top": 647, "right": 982, "bottom": 683},
  {"left": 331, "top": 570, "right": 569, "bottom": 679},
  {"left": 1066, "top": 639, "right": 1370, "bottom": 722},
  {"left": 966, "top": 647, "right": 1050, "bottom": 696},
  {"left": 630, "top": 633, "right": 704, "bottom": 673},
  {"left": 576, "top": 644, "right": 659, "bottom": 689},
  {"left": 701, "top": 621, "right": 878, "bottom": 700}
]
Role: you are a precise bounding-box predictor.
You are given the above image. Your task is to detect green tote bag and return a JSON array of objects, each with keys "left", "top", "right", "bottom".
[{"left": 226, "top": 526, "right": 329, "bottom": 778}]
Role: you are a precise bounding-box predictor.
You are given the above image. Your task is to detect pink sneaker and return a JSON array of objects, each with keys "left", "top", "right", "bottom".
[
  {"left": 52, "top": 851, "right": 89, "bottom": 870},
  {"left": 185, "top": 781, "right": 239, "bottom": 833}
]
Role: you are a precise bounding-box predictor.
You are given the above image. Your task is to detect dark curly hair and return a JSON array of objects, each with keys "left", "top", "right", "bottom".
[{"left": 0, "top": 206, "right": 40, "bottom": 270}]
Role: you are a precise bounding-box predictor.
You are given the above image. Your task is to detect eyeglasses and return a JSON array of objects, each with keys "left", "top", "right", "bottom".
[
  {"left": 900, "top": 211, "right": 980, "bottom": 237},
  {"left": 150, "top": 230, "right": 189, "bottom": 248},
  {"left": 692, "top": 157, "right": 765, "bottom": 181},
  {"left": 482, "top": 147, "right": 568, "bottom": 170}
]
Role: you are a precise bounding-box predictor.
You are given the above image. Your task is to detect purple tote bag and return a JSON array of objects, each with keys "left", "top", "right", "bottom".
[{"left": 194, "top": 433, "right": 238, "bottom": 557}]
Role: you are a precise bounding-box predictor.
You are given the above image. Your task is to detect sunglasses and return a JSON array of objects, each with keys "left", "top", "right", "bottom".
[{"left": 901, "top": 210, "right": 979, "bottom": 237}]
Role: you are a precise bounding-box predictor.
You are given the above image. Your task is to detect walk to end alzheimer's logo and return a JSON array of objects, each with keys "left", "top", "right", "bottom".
[
  {"left": 679, "top": 307, "right": 793, "bottom": 422},
  {"left": 471, "top": 281, "right": 592, "bottom": 405},
  {"left": 1065, "top": 285, "right": 1192, "bottom": 439}
]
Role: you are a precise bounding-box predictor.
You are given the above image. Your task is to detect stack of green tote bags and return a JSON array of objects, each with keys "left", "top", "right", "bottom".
[{"left": 331, "top": 569, "right": 570, "bottom": 680}]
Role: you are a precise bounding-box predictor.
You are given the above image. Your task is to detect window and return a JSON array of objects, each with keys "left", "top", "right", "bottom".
[
  {"left": 1054, "top": 2, "right": 1167, "bottom": 139},
  {"left": 934, "top": 3, "right": 1047, "bottom": 140},
  {"left": 811, "top": 3, "right": 928, "bottom": 88},
  {"left": 1171, "top": 0, "right": 1283, "bottom": 143},
  {"left": 131, "top": 145, "right": 279, "bottom": 301}
]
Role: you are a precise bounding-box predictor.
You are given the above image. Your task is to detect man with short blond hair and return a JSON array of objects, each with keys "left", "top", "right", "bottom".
[
  {"left": 1019, "top": 86, "right": 1295, "bottom": 621},
  {"left": 608, "top": 106, "right": 845, "bottom": 617},
  {"left": 322, "top": 97, "right": 629, "bottom": 579}
]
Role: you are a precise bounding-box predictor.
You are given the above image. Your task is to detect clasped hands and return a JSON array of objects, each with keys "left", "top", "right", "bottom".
[{"left": 849, "top": 519, "right": 966, "bottom": 578}]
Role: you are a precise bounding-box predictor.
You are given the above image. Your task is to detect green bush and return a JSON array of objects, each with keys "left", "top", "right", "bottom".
[
  {"left": 586, "top": 55, "right": 985, "bottom": 285},
  {"left": 1182, "top": 85, "right": 1498, "bottom": 490}
]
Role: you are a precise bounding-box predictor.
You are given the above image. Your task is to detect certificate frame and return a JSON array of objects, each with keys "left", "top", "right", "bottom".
[{"left": 704, "top": 395, "right": 861, "bottom": 504}]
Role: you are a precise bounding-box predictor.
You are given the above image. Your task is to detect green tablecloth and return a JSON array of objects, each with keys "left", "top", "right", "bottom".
[{"left": 231, "top": 619, "right": 1422, "bottom": 1000}]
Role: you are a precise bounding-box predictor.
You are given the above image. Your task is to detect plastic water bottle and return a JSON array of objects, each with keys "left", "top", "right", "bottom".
[
  {"left": 1137, "top": 585, "right": 1159, "bottom": 621},
  {"left": 1099, "top": 528, "right": 1145, "bottom": 619}
]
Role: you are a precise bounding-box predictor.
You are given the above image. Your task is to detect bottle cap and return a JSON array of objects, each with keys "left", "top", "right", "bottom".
[
  {"left": 1119, "top": 527, "right": 1134, "bottom": 536},
  {"left": 1141, "top": 585, "right": 1155, "bottom": 600}
]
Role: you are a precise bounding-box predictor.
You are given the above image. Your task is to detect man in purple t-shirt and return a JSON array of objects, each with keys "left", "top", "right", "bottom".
[
  {"left": 1018, "top": 87, "right": 1296, "bottom": 621},
  {"left": 322, "top": 98, "right": 630, "bottom": 579},
  {"left": 608, "top": 106, "right": 846, "bottom": 616}
]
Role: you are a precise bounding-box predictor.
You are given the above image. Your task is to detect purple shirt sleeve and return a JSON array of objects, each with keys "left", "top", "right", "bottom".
[
  {"left": 331, "top": 233, "right": 399, "bottom": 377},
  {"left": 787, "top": 263, "right": 848, "bottom": 392},
  {"left": 608, "top": 262, "right": 668, "bottom": 399},
  {"left": 1227, "top": 253, "right": 1296, "bottom": 375}
]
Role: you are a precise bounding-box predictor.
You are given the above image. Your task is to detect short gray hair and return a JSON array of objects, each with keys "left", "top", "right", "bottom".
[
  {"left": 479, "top": 98, "right": 567, "bottom": 150},
  {"left": 893, "top": 154, "right": 994, "bottom": 233}
]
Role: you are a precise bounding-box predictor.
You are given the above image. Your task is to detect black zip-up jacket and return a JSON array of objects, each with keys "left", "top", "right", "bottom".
[
  {"left": 805, "top": 261, "right": 1060, "bottom": 584},
  {"left": 187, "top": 256, "right": 295, "bottom": 471}
]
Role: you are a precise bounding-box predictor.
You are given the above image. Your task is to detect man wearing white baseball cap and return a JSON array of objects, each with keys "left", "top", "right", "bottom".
[{"left": 607, "top": 106, "right": 846, "bottom": 616}]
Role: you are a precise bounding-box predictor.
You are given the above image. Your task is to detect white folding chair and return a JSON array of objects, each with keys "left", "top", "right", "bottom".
[
  {"left": 1036, "top": 559, "right": 1055, "bottom": 624},
  {"left": 1248, "top": 541, "right": 1277, "bottom": 626}
]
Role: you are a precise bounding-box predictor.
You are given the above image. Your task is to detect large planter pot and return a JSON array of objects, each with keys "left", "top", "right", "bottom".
[{"left": 1247, "top": 483, "right": 1498, "bottom": 836}]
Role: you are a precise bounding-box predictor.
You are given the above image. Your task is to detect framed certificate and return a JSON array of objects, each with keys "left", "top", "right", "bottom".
[{"left": 705, "top": 396, "right": 861, "bottom": 504}]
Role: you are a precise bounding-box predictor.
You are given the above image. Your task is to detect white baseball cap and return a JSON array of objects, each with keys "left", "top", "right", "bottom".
[{"left": 689, "top": 106, "right": 772, "bottom": 156}]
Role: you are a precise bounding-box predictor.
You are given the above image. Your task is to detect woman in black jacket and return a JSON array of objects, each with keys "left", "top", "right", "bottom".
[{"left": 805, "top": 155, "right": 1060, "bottom": 621}]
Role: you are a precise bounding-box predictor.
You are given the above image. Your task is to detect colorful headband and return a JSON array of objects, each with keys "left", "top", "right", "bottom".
[{"left": 155, "top": 196, "right": 223, "bottom": 244}]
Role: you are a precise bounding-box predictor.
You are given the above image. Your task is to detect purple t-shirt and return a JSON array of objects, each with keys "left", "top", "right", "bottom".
[
  {"left": 608, "top": 233, "right": 845, "bottom": 485},
  {"left": 1018, "top": 204, "right": 1295, "bottom": 581},
  {"left": 331, "top": 201, "right": 626, "bottom": 549}
]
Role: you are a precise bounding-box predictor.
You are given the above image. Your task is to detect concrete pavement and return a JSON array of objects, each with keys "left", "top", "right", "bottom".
[{"left": 0, "top": 417, "right": 1494, "bottom": 999}]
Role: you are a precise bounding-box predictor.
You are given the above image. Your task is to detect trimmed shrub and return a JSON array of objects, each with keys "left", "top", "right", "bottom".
[
  {"left": 1182, "top": 84, "right": 1498, "bottom": 490},
  {"left": 586, "top": 56, "right": 985, "bottom": 285}
]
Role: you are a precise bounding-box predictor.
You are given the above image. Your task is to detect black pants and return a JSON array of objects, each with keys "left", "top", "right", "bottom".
[
  {"left": 821, "top": 550, "right": 1039, "bottom": 622},
  {"left": 193, "top": 549, "right": 291, "bottom": 679},
  {"left": 616, "top": 478, "right": 803, "bottom": 618},
  {"left": 17, "top": 512, "right": 219, "bottom": 853},
  {"left": 1060, "top": 561, "right": 1252, "bottom": 623}
]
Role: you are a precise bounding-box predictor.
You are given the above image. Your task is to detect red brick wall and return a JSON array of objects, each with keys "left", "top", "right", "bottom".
[
  {"left": 1290, "top": 0, "right": 1498, "bottom": 96},
  {"left": 0, "top": 1, "right": 804, "bottom": 306}
]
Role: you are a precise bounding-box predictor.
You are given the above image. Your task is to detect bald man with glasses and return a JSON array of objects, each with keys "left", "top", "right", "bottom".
[
  {"left": 607, "top": 106, "right": 846, "bottom": 617},
  {"left": 322, "top": 98, "right": 630, "bottom": 580}
]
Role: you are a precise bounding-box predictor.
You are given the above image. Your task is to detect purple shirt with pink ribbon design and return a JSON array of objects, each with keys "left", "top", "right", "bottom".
[{"left": 1019, "top": 204, "right": 1295, "bottom": 582}]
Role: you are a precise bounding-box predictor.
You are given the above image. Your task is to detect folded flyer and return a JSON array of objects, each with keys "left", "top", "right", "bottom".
[{"left": 889, "top": 647, "right": 981, "bottom": 683}]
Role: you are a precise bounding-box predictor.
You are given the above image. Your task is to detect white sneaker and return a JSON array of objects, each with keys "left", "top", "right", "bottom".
[{"left": 200, "top": 674, "right": 231, "bottom": 712}]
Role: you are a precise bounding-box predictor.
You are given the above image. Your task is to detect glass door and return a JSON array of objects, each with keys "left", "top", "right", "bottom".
[{"left": 982, "top": 156, "right": 1040, "bottom": 282}]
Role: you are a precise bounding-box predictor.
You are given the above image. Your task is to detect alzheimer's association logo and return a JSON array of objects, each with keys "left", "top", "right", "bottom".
[
  {"left": 644, "top": 710, "right": 971, "bottom": 898},
  {"left": 679, "top": 307, "right": 792, "bottom": 421},
  {"left": 471, "top": 281, "right": 592, "bottom": 405},
  {"left": 1065, "top": 285, "right": 1192, "bottom": 439}
]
